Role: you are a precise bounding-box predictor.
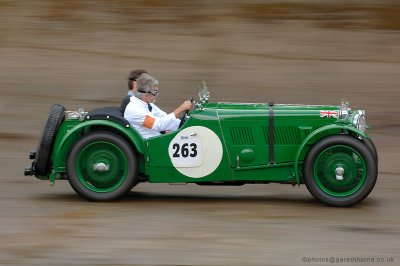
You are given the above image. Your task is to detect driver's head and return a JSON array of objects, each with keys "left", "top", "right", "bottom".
[{"left": 135, "top": 73, "right": 159, "bottom": 103}]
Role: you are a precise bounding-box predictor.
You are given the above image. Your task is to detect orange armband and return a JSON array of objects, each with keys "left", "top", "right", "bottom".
[{"left": 143, "top": 115, "right": 155, "bottom": 129}]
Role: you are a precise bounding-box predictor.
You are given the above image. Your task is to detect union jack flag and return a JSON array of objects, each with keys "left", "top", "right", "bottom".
[{"left": 320, "top": 110, "right": 338, "bottom": 118}]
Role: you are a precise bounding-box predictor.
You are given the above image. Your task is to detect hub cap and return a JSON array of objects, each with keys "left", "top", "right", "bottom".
[
  {"left": 335, "top": 166, "right": 345, "bottom": 181},
  {"left": 314, "top": 145, "right": 367, "bottom": 197},
  {"left": 76, "top": 141, "right": 128, "bottom": 193},
  {"left": 93, "top": 163, "right": 109, "bottom": 172}
]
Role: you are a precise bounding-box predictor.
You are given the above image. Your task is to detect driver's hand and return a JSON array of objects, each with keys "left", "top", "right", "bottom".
[
  {"left": 173, "top": 100, "right": 193, "bottom": 118},
  {"left": 180, "top": 100, "right": 192, "bottom": 112}
]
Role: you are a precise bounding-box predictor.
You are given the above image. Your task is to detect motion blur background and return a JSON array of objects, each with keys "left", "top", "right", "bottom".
[{"left": 1, "top": 0, "right": 399, "bottom": 265}]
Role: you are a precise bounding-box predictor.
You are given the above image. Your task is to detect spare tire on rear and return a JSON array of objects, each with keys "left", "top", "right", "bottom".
[{"left": 35, "top": 104, "right": 66, "bottom": 176}]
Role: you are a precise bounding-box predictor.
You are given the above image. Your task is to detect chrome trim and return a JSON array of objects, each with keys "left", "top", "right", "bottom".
[
  {"left": 335, "top": 166, "right": 345, "bottom": 181},
  {"left": 352, "top": 112, "right": 367, "bottom": 132},
  {"left": 339, "top": 99, "right": 351, "bottom": 119},
  {"left": 65, "top": 108, "right": 88, "bottom": 121},
  {"left": 93, "top": 163, "right": 109, "bottom": 172}
]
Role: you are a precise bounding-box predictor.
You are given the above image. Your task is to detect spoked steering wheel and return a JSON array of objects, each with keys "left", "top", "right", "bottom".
[{"left": 178, "top": 97, "right": 193, "bottom": 128}]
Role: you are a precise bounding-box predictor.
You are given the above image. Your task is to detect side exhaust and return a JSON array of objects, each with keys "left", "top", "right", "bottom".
[
  {"left": 24, "top": 166, "right": 34, "bottom": 176},
  {"left": 24, "top": 151, "right": 36, "bottom": 176}
]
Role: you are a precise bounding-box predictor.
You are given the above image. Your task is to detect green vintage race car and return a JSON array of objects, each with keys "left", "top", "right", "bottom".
[{"left": 25, "top": 81, "right": 378, "bottom": 206}]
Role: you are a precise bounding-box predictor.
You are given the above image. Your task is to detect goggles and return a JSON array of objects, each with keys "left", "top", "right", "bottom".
[
  {"left": 149, "top": 89, "right": 159, "bottom": 96},
  {"left": 138, "top": 89, "right": 159, "bottom": 96}
]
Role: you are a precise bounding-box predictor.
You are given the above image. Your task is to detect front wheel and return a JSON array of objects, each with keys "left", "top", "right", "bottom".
[
  {"left": 67, "top": 132, "right": 138, "bottom": 201},
  {"left": 303, "top": 135, "right": 377, "bottom": 207}
]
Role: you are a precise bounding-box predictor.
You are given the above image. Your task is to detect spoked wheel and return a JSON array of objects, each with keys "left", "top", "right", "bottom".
[
  {"left": 67, "top": 132, "right": 138, "bottom": 201},
  {"left": 303, "top": 135, "right": 377, "bottom": 207}
]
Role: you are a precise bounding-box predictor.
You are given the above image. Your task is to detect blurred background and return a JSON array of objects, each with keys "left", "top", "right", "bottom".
[{"left": 1, "top": 0, "right": 399, "bottom": 265}]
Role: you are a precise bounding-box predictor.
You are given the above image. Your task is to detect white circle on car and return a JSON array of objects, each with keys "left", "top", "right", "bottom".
[{"left": 168, "top": 126, "right": 223, "bottom": 178}]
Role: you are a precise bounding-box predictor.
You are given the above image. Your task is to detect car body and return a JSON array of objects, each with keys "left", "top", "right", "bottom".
[{"left": 25, "top": 81, "right": 378, "bottom": 206}]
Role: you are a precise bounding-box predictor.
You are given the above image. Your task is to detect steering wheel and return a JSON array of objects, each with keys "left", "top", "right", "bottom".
[{"left": 178, "top": 97, "right": 193, "bottom": 128}]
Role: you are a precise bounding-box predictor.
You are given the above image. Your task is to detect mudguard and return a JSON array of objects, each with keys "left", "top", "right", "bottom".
[
  {"left": 294, "top": 124, "right": 369, "bottom": 185},
  {"left": 51, "top": 120, "right": 145, "bottom": 172}
]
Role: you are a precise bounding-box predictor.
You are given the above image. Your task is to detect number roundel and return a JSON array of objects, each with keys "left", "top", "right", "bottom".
[{"left": 168, "top": 126, "right": 223, "bottom": 178}]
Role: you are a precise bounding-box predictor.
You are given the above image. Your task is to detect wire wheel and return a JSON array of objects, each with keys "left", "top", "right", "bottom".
[
  {"left": 67, "top": 132, "right": 138, "bottom": 201},
  {"left": 313, "top": 145, "right": 366, "bottom": 197},
  {"left": 303, "top": 135, "right": 377, "bottom": 207}
]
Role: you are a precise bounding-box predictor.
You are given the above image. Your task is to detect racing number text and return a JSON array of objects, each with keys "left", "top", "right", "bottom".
[{"left": 172, "top": 143, "right": 198, "bottom": 158}]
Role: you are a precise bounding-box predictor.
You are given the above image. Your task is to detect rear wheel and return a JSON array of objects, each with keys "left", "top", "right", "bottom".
[
  {"left": 303, "top": 135, "right": 377, "bottom": 207},
  {"left": 67, "top": 132, "right": 138, "bottom": 201}
]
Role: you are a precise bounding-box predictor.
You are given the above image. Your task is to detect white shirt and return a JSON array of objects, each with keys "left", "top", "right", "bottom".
[{"left": 124, "top": 96, "right": 180, "bottom": 139}]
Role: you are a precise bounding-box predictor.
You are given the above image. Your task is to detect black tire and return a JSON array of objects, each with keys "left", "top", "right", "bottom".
[
  {"left": 363, "top": 137, "right": 378, "bottom": 164},
  {"left": 67, "top": 131, "right": 138, "bottom": 201},
  {"left": 303, "top": 135, "right": 378, "bottom": 207},
  {"left": 35, "top": 104, "right": 66, "bottom": 176}
]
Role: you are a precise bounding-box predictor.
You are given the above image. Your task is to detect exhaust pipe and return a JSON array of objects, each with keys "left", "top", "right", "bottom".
[
  {"left": 24, "top": 167, "right": 34, "bottom": 176},
  {"left": 24, "top": 152, "right": 36, "bottom": 176},
  {"left": 29, "top": 151, "right": 36, "bottom": 160}
]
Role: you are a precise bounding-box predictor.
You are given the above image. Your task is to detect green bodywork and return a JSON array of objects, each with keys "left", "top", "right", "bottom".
[{"left": 45, "top": 98, "right": 369, "bottom": 186}]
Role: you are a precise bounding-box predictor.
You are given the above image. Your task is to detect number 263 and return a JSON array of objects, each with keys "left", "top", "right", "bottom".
[{"left": 172, "top": 143, "right": 198, "bottom": 158}]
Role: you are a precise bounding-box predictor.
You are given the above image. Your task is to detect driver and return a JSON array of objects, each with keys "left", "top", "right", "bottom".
[{"left": 124, "top": 73, "right": 192, "bottom": 139}]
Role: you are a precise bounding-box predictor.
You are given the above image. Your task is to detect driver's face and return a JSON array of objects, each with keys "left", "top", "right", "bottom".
[
  {"left": 149, "top": 92, "right": 157, "bottom": 103},
  {"left": 143, "top": 87, "right": 159, "bottom": 103}
]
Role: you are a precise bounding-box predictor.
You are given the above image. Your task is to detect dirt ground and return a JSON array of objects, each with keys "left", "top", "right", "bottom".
[{"left": 1, "top": 1, "right": 400, "bottom": 265}]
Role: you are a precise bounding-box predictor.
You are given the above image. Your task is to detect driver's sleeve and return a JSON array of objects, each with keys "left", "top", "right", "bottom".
[
  {"left": 144, "top": 112, "right": 180, "bottom": 131},
  {"left": 124, "top": 102, "right": 181, "bottom": 133},
  {"left": 151, "top": 104, "right": 167, "bottom": 117}
]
